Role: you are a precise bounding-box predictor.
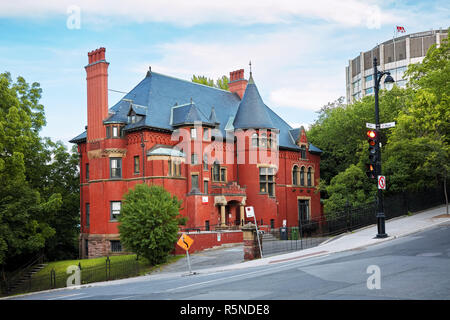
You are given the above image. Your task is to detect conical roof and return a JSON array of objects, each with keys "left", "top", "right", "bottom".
[
  {"left": 233, "top": 73, "right": 275, "bottom": 129},
  {"left": 209, "top": 106, "right": 219, "bottom": 124}
]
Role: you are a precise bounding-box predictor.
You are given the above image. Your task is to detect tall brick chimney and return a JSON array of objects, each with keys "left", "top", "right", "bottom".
[
  {"left": 85, "top": 47, "right": 109, "bottom": 142},
  {"left": 229, "top": 69, "right": 247, "bottom": 99}
]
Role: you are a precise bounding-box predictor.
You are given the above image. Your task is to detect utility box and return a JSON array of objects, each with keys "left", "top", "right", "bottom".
[{"left": 279, "top": 227, "right": 288, "bottom": 240}]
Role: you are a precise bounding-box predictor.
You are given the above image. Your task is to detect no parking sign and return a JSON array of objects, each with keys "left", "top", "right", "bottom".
[{"left": 378, "top": 175, "right": 386, "bottom": 190}]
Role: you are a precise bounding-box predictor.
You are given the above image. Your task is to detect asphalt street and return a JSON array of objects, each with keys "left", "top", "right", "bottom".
[{"left": 8, "top": 221, "right": 450, "bottom": 300}]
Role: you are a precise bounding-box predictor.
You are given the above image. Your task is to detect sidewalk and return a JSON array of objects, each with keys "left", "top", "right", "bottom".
[
  {"left": 196, "top": 205, "right": 450, "bottom": 273},
  {"left": 4, "top": 205, "right": 448, "bottom": 298}
]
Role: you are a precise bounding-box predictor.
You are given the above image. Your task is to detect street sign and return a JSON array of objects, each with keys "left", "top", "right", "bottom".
[
  {"left": 177, "top": 233, "right": 194, "bottom": 251},
  {"left": 202, "top": 196, "right": 208, "bottom": 204},
  {"left": 177, "top": 233, "right": 194, "bottom": 275},
  {"left": 245, "top": 206, "right": 255, "bottom": 218},
  {"left": 245, "top": 206, "right": 263, "bottom": 258},
  {"left": 380, "top": 122, "right": 396, "bottom": 129},
  {"left": 366, "top": 122, "right": 376, "bottom": 129},
  {"left": 378, "top": 175, "right": 386, "bottom": 190}
]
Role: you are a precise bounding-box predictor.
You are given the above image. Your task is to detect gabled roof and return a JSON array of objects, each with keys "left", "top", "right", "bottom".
[
  {"left": 170, "top": 101, "right": 213, "bottom": 127},
  {"left": 209, "top": 106, "right": 219, "bottom": 124},
  {"left": 289, "top": 126, "right": 323, "bottom": 154},
  {"left": 232, "top": 74, "right": 275, "bottom": 130},
  {"left": 71, "top": 70, "right": 315, "bottom": 152}
]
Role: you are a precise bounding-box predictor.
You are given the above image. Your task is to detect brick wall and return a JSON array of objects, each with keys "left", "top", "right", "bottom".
[{"left": 173, "top": 230, "right": 243, "bottom": 255}]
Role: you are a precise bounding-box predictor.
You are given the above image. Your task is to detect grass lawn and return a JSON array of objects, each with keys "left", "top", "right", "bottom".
[
  {"left": 5, "top": 254, "right": 185, "bottom": 296},
  {"left": 34, "top": 254, "right": 185, "bottom": 278}
]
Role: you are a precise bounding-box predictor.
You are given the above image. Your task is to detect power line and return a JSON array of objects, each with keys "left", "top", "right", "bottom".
[{"left": 108, "top": 89, "right": 128, "bottom": 94}]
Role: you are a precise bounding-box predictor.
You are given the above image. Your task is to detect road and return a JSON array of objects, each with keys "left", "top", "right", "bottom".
[{"left": 8, "top": 222, "right": 450, "bottom": 301}]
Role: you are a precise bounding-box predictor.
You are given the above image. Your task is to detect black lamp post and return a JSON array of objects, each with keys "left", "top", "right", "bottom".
[{"left": 373, "top": 57, "right": 394, "bottom": 239}]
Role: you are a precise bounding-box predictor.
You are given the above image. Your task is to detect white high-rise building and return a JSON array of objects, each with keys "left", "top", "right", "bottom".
[{"left": 346, "top": 29, "right": 448, "bottom": 104}]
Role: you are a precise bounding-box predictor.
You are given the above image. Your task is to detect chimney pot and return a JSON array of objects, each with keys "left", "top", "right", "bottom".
[{"left": 228, "top": 68, "right": 248, "bottom": 99}]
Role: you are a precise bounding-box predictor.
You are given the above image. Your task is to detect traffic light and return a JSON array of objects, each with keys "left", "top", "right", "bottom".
[
  {"left": 365, "top": 163, "right": 376, "bottom": 179},
  {"left": 366, "top": 130, "right": 378, "bottom": 179}
]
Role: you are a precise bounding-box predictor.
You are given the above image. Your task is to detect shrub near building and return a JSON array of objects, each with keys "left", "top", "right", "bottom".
[{"left": 118, "top": 184, "right": 184, "bottom": 265}]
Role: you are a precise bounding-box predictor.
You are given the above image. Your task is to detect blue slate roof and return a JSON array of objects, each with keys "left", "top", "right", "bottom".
[
  {"left": 70, "top": 70, "right": 318, "bottom": 152},
  {"left": 308, "top": 143, "right": 323, "bottom": 154},
  {"left": 69, "top": 130, "right": 86, "bottom": 143},
  {"left": 288, "top": 127, "right": 323, "bottom": 154},
  {"left": 233, "top": 74, "right": 275, "bottom": 130},
  {"left": 170, "top": 101, "right": 213, "bottom": 127}
]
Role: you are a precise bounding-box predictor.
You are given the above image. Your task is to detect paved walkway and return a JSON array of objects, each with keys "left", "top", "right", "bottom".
[{"left": 156, "top": 205, "right": 450, "bottom": 275}]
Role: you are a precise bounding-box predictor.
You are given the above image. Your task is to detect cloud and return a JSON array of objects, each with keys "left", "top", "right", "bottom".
[
  {"left": 0, "top": 0, "right": 396, "bottom": 29},
  {"left": 287, "top": 122, "right": 311, "bottom": 130},
  {"left": 124, "top": 24, "right": 346, "bottom": 112}
]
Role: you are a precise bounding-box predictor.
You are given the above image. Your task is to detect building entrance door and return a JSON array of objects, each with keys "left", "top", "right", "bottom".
[{"left": 298, "top": 199, "right": 310, "bottom": 223}]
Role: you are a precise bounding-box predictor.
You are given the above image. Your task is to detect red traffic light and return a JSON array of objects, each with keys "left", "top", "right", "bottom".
[
  {"left": 367, "top": 130, "right": 376, "bottom": 139},
  {"left": 367, "top": 130, "right": 377, "bottom": 146}
]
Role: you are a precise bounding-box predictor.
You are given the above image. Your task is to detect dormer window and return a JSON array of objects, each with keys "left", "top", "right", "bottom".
[
  {"left": 127, "top": 109, "right": 143, "bottom": 124},
  {"left": 300, "top": 145, "right": 307, "bottom": 159}
]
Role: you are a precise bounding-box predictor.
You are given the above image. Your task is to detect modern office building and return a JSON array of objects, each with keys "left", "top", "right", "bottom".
[{"left": 346, "top": 29, "right": 448, "bottom": 104}]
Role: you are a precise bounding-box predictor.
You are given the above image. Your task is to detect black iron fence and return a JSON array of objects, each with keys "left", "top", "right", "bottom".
[
  {"left": 179, "top": 220, "right": 262, "bottom": 233},
  {"left": 262, "top": 186, "right": 447, "bottom": 256},
  {"left": 0, "top": 255, "right": 142, "bottom": 297}
]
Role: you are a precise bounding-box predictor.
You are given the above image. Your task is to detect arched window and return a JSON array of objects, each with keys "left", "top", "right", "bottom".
[
  {"left": 300, "top": 166, "right": 305, "bottom": 186},
  {"left": 203, "top": 154, "right": 208, "bottom": 171},
  {"left": 251, "top": 133, "right": 258, "bottom": 148},
  {"left": 268, "top": 132, "right": 277, "bottom": 149},
  {"left": 307, "top": 167, "right": 312, "bottom": 186},
  {"left": 260, "top": 133, "right": 267, "bottom": 149},
  {"left": 212, "top": 161, "right": 220, "bottom": 182},
  {"left": 292, "top": 165, "right": 299, "bottom": 185}
]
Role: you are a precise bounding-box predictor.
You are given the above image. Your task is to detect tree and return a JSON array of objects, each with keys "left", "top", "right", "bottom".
[
  {"left": 384, "top": 90, "right": 449, "bottom": 213},
  {"left": 40, "top": 141, "right": 80, "bottom": 261},
  {"left": 405, "top": 30, "right": 449, "bottom": 101},
  {"left": 118, "top": 184, "right": 184, "bottom": 264},
  {"left": 0, "top": 72, "right": 81, "bottom": 270},
  {"left": 323, "top": 164, "right": 376, "bottom": 216},
  {"left": 384, "top": 33, "right": 449, "bottom": 214},
  {"left": 0, "top": 73, "right": 59, "bottom": 268},
  {"left": 307, "top": 89, "right": 408, "bottom": 185},
  {"left": 192, "top": 74, "right": 229, "bottom": 90}
]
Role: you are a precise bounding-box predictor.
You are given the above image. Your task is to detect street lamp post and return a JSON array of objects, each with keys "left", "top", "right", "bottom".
[{"left": 373, "top": 57, "right": 394, "bottom": 239}]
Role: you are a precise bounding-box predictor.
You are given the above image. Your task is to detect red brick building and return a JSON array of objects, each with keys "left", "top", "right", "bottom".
[{"left": 70, "top": 48, "right": 323, "bottom": 258}]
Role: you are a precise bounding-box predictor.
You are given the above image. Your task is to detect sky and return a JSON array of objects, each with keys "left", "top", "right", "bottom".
[{"left": 0, "top": 0, "right": 448, "bottom": 148}]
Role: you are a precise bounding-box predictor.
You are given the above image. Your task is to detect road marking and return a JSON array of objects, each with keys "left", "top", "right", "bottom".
[
  {"left": 112, "top": 295, "right": 136, "bottom": 300},
  {"left": 68, "top": 294, "right": 93, "bottom": 300},
  {"left": 165, "top": 259, "right": 315, "bottom": 292},
  {"left": 47, "top": 292, "right": 87, "bottom": 300},
  {"left": 268, "top": 250, "right": 329, "bottom": 264}
]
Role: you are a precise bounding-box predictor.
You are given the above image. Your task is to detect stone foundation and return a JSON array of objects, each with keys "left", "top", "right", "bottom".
[
  {"left": 80, "top": 233, "right": 130, "bottom": 259},
  {"left": 242, "top": 223, "right": 262, "bottom": 260}
]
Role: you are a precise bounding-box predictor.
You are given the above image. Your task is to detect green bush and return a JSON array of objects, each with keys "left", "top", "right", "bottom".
[{"left": 118, "top": 184, "right": 183, "bottom": 265}]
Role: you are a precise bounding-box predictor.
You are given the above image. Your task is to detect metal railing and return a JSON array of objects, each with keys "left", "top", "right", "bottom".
[
  {"left": 1, "top": 255, "right": 142, "bottom": 297},
  {"left": 262, "top": 186, "right": 447, "bottom": 257}
]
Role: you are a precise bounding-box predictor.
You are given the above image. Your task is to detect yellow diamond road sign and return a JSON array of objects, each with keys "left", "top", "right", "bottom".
[{"left": 177, "top": 233, "right": 194, "bottom": 251}]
